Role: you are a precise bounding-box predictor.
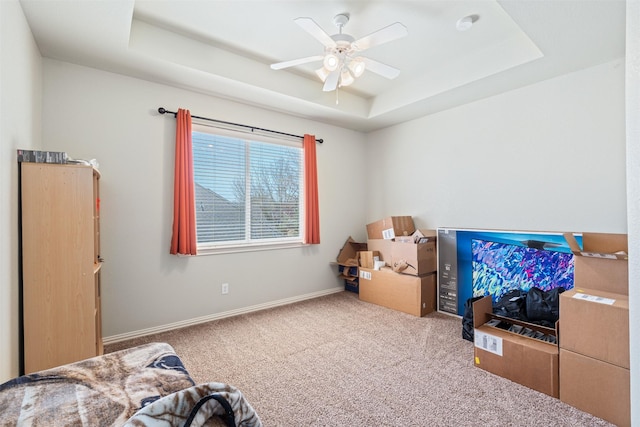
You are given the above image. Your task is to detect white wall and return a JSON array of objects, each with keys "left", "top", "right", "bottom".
[
  {"left": 366, "top": 60, "right": 626, "bottom": 233},
  {"left": 0, "top": 0, "right": 42, "bottom": 382},
  {"left": 367, "top": 57, "right": 635, "bottom": 422},
  {"left": 626, "top": 2, "right": 639, "bottom": 424},
  {"left": 40, "top": 59, "right": 368, "bottom": 339}
]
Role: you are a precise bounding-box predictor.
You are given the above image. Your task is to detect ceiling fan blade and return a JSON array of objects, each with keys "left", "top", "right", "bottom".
[
  {"left": 352, "top": 22, "right": 408, "bottom": 51},
  {"left": 294, "top": 17, "right": 337, "bottom": 48},
  {"left": 361, "top": 57, "right": 401, "bottom": 79},
  {"left": 270, "top": 55, "right": 324, "bottom": 70},
  {"left": 322, "top": 69, "right": 340, "bottom": 92}
]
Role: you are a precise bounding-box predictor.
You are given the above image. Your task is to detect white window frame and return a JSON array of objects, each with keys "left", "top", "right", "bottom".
[{"left": 191, "top": 121, "right": 306, "bottom": 255}]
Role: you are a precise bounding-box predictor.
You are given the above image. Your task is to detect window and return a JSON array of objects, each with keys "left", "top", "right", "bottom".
[{"left": 192, "top": 123, "right": 304, "bottom": 253}]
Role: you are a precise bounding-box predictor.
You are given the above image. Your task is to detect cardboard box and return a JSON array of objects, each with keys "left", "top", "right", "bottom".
[
  {"left": 412, "top": 228, "right": 437, "bottom": 244},
  {"left": 367, "top": 239, "right": 393, "bottom": 263},
  {"left": 338, "top": 265, "right": 359, "bottom": 281},
  {"left": 369, "top": 234, "right": 437, "bottom": 276},
  {"left": 559, "top": 288, "right": 629, "bottom": 369},
  {"left": 366, "top": 216, "right": 415, "bottom": 240},
  {"left": 564, "top": 232, "right": 628, "bottom": 295},
  {"left": 560, "top": 349, "right": 630, "bottom": 427},
  {"left": 358, "top": 267, "right": 436, "bottom": 317},
  {"left": 390, "top": 240, "right": 437, "bottom": 276},
  {"left": 342, "top": 274, "right": 359, "bottom": 293},
  {"left": 336, "top": 236, "right": 367, "bottom": 267},
  {"left": 359, "top": 251, "right": 380, "bottom": 269},
  {"left": 473, "top": 296, "right": 559, "bottom": 397}
]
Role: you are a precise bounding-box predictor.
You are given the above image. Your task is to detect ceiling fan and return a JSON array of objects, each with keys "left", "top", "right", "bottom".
[{"left": 270, "top": 14, "right": 408, "bottom": 92}]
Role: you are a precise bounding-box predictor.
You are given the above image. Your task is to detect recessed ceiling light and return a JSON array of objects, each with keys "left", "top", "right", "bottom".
[{"left": 456, "top": 15, "right": 476, "bottom": 31}]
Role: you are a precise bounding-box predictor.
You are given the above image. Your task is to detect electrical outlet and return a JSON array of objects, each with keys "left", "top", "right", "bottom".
[{"left": 221, "top": 283, "right": 229, "bottom": 295}]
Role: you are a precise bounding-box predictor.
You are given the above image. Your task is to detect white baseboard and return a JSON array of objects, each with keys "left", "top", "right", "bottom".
[{"left": 103, "top": 286, "right": 345, "bottom": 345}]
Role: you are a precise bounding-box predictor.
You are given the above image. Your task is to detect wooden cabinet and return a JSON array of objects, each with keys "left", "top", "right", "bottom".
[{"left": 20, "top": 162, "right": 103, "bottom": 373}]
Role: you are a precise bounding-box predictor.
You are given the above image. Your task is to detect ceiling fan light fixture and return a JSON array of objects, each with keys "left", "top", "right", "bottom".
[
  {"left": 339, "top": 69, "right": 354, "bottom": 87},
  {"left": 315, "top": 67, "right": 330, "bottom": 82},
  {"left": 323, "top": 53, "right": 339, "bottom": 71},
  {"left": 349, "top": 58, "right": 366, "bottom": 77}
]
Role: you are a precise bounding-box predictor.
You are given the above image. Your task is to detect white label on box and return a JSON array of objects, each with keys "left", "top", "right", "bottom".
[
  {"left": 359, "top": 270, "right": 372, "bottom": 280},
  {"left": 474, "top": 330, "right": 503, "bottom": 356},
  {"left": 381, "top": 227, "right": 395, "bottom": 239},
  {"left": 580, "top": 251, "right": 617, "bottom": 259},
  {"left": 572, "top": 292, "right": 616, "bottom": 305}
]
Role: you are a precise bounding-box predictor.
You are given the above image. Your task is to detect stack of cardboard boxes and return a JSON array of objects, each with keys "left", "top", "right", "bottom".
[
  {"left": 559, "top": 232, "right": 630, "bottom": 427},
  {"left": 471, "top": 231, "right": 630, "bottom": 426},
  {"left": 336, "top": 225, "right": 630, "bottom": 424},
  {"left": 357, "top": 216, "right": 438, "bottom": 317}
]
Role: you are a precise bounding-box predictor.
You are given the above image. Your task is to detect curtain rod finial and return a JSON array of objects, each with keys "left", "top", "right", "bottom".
[{"left": 158, "top": 107, "right": 166, "bottom": 114}]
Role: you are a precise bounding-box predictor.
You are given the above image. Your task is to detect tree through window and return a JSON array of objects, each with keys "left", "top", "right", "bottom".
[{"left": 192, "top": 124, "right": 303, "bottom": 250}]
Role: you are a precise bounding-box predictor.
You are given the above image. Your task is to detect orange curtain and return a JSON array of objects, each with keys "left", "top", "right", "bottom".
[
  {"left": 303, "top": 134, "right": 320, "bottom": 244},
  {"left": 170, "top": 109, "right": 197, "bottom": 255}
]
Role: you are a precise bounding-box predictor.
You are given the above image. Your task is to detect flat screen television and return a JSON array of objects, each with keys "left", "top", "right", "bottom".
[{"left": 471, "top": 238, "right": 574, "bottom": 303}]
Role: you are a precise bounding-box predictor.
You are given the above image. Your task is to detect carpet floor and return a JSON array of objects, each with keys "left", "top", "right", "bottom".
[{"left": 106, "top": 291, "right": 613, "bottom": 426}]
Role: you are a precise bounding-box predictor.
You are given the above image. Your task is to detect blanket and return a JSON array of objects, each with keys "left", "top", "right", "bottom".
[
  {"left": 0, "top": 342, "right": 195, "bottom": 426},
  {"left": 123, "top": 382, "right": 262, "bottom": 427}
]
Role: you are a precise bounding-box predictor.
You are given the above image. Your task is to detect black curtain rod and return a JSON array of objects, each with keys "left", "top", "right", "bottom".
[{"left": 157, "top": 108, "right": 323, "bottom": 144}]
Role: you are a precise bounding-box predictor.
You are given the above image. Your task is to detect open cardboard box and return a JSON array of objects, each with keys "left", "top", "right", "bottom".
[
  {"left": 390, "top": 241, "right": 437, "bottom": 276},
  {"left": 367, "top": 229, "right": 437, "bottom": 276},
  {"left": 564, "top": 232, "right": 628, "bottom": 295},
  {"left": 473, "top": 296, "right": 559, "bottom": 397},
  {"left": 336, "top": 236, "right": 367, "bottom": 267}
]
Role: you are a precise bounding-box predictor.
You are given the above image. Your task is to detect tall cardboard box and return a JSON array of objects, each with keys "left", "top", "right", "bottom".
[
  {"left": 564, "top": 232, "right": 628, "bottom": 295},
  {"left": 473, "top": 296, "right": 559, "bottom": 397},
  {"left": 559, "top": 288, "right": 629, "bottom": 369},
  {"left": 560, "top": 349, "right": 630, "bottom": 427},
  {"left": 366, "top": 216, "right": 415, "bottom": 240},
  {"left": 358, "top": 267, "right": 436, "bottom": 317}
]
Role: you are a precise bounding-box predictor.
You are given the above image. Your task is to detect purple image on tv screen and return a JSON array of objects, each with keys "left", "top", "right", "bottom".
[{"left": 471, "top": 239, "right": 574, "bottom": 302}]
